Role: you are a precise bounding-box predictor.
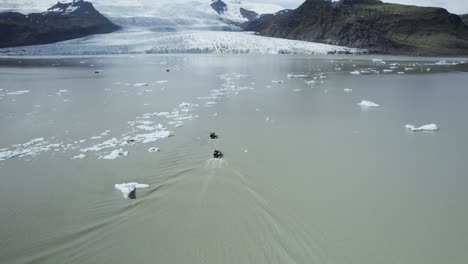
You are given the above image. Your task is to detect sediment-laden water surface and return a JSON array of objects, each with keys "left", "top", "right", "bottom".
[{"left": 1, "top": 55, "right": 467, "bottom": 264}]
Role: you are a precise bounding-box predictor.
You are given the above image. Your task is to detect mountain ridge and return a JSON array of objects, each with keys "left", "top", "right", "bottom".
[
  {"left": 244, "top": 0, "right": 468, "bottom": 56},
  {"left": 0, "top": 0, "right": 119, "bottom": 48}
]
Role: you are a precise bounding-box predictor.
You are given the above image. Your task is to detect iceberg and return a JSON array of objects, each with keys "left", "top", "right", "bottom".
[
  {"left": 6, "top": 90, "right": 30, "bottom": 95},
  {"left": 358, "top": 100, "right": 380, "bottom": 107},
  {"left": 102, "top": 149, "right": 128, "bottom": 160},
  {"left": 115, "top": 182, "right": 149, "bottom": 199},
  {"left": 148, "top": 147, "right": 160, "bottom": 152},
  {"left": 405, "top": 124, "right": 439, "bottom": 132}
]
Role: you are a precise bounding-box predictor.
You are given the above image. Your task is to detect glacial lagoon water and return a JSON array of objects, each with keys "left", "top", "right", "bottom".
[{"left": 1, "top": 54, "right": 468, "bottom": 264}]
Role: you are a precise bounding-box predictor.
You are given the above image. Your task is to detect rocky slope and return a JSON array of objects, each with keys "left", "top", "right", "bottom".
[
  {"left": 461, "top": 14, "right": 468, "bottom": 25},
  {"left": 244, "top": 0, "right": 468, "bottom": 55},
  {"left": 0, "top": 0, "right": 119, "bottom": 48}
]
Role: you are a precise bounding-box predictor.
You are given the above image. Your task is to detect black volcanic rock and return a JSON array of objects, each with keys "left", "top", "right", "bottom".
[
  {"left": 211, "top": 0, "right": 228, "bottom": 15},
  {"left": 461, "top": 14, "right": 468, "bottom": 25},
  {"left": 240, "top": 8, "right": 259, "bottom": 21},
  {"left": 244, "top": 0, "right": 468, "bottom": 55},
  {"left": 0, "top": 0, "right": 120, "bottom": 48}
]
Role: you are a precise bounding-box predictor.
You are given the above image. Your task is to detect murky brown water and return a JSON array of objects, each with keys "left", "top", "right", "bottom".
[{"left": 1, "top": 55, "right": 467, "bottom": 264}]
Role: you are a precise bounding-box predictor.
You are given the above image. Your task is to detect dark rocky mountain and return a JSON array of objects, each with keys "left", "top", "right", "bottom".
[
  {"left": 244, "top": 0, "right": 468, "bottom": 55},
  {"left": 240, "top": 8, "right": 259, "bottom": 21},
  {"left": 211, "top": 0, "right": 228, "bottom": 15},
  {"left": 461, "top": 14, "right": 468, "bottom": 25},
  {"left": 0, "top": 0, "right": 119, "bottom": 48}
]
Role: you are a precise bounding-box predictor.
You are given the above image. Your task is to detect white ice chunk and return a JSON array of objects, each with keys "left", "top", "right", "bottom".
[
  {"left": 350, "top": 71, "right": 361, "bottom": 75},
  {"left": 344, "top": 89, "right": 353, "bottom": 92},
  {"left": 288, "top": 74, "right": 308, "bottom": 78},
  {"left": 115, "top": 182, "right": 149, "bottom": 199},
  {"left": 358, "top": 100, "right": 380, "bottom": 107},
  {"left": 148, "top": 147, "right": 160, "bottom": 152},
  {"left": 405, "top": 124, "right": 439, "bottom": 132},
  {"left": 102, "top": 149, "right": 128, "bottom": 160},
  {"left": 137, "top": 125, "right": 155, "bottom": 131},
  {"left": 133, "top": 83, "right": 149, "bottom": 87},
  {"left": 72, "top": 154, "right": 87, "bottom": 159},
  {"left": 7, "top": 90, "right": 30, "bottom": 95}
]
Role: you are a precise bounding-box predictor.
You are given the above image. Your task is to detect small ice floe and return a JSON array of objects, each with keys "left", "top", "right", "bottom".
[
  {"left": 115, "top": 183, "right": 149, "bottom": 199},
  {"left": 212, "top": 113, "right": 218, "bottom": 117},
  {"left": 293, "top": 89, "right": 302, "bottom": 92},
  {"left": 288, "top": 74, "right": 308, "bottom": 78},
  {"left": 7, "top": 90, "right": 30, "bottom": 96},
  {"left": 205, "top": 101, "right": 217, "bottom": 106},
  {"left": 405, "top": 124, "right": 439, "bottom": 132},
  {"left": 179, "top": 102, "right": 198, "bottom": 108},
  {"left": 244, "top": 149, "right": 249, "bottom": 153},
  {"left": 155, "top": 80, "right": 168, "bottom": 84},
  {"left": 358, "top": 100, "right": 380, "bottom": 107},
  {"left": 137, "top": 125, "right": 155, "bottom": 131},
  {"left": 397, "top": 72, "right": 405, "bottom": 74},
  {"left": 101, "top": 130, "right": 111, "bottom": 136},
  {"left": 344, "top": 88, "right": 353, "bottom": 92},
  {"left": 91, "top": 136, "right": 102, "bottom": 140},
  {"left": 383, "top": 69, "right": 393, "bottom": 73},
  {"left": 305, "top": 80, "right": 316, "bottom": 84},
  {"left": 405, "top": 67, "right": 414, "bottom": 71},
  {"left": 133, "top": 83, "right": 149, "bottom": 87},
  {"left": 372, "top": 59, "right": 384, "bottom": 63},
  {"left": 102, "top": 149, "right": 128, "bottom": 160},
  {"left": 272, "top": 80, "right": 284, "bottom": 83},
  {"left": 72, "top": 154, "right": 87, "bottom": 159},
  {"left": 350, "top": 71, "right": 361, "bottom": 75},
  {"left": 148, "top": 147, "right": 160, "bottom": 153},
  {"left": 56, "top": 89, "right": 69, "bottom": 96}
]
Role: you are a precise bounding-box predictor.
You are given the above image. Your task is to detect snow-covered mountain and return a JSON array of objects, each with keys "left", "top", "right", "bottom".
[
  {"left": 0, "top": 0, "right": 283, "bottom": 29},
  {"left": 0, "top": 0, "right": 362, "bottom": 55}
]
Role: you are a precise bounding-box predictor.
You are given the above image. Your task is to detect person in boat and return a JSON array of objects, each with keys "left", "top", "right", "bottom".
[
  {"left": 209, "top": 132, "right": 218, "bottom": 139},
  {"left": 213, "top": 149, "right": 223, "bottom": 159}
]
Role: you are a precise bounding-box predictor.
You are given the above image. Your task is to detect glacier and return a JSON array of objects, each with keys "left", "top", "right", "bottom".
[
  {"left": 0, "top": 29, "right": 363, "bottom": 55},
  {"left": 0, "top": 0, "right": 364, "bottom": 55}
]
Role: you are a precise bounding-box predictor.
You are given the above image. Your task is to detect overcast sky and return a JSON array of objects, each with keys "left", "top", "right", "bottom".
[{"left": 254, "top": 0, "right": 468, "bottom": 14}]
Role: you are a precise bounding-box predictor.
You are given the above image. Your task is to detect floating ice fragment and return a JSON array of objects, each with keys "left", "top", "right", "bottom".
[
  {"left": 115, "top": 182, "right": 149, "bottom": 199},
  {"left": 344, "top": 89, "right": 352, "bottom": 92},
  {"left": 133, "top": 83, "right": 149, "bottom": 87},
  {"left": 405, "top": 124, "right": 439, "bottom": 132},
  {"left": 148, "top": 147, "right": 160, "bottom": 153},
  {"left": 137, "top": 125, "right": 155, "bottom": 131},
  {"left": 102, "top": 149, "right": 128, "bottom": 160},
  {"left": 358, "top": 100, "right": 380, "bottom": 107},
  {"left": 7, "top": 90, "right": 30, "bottom": 95},
  {"left": 272, "top": 80, "right": 283, "bottom": 83},
  {"left": 288, "top": 74, "right": 308, "bottom": 78},
  {"left": 350, "top": 71, "right": 361, "bottom": 75},
  {"left": 72, "top": 154, "right": 87, "bottom": 159}
]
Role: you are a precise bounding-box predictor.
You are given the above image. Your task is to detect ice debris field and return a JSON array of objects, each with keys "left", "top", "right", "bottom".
[{"left": 0, "top": 57, "right": 452, "bottom": 163}]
